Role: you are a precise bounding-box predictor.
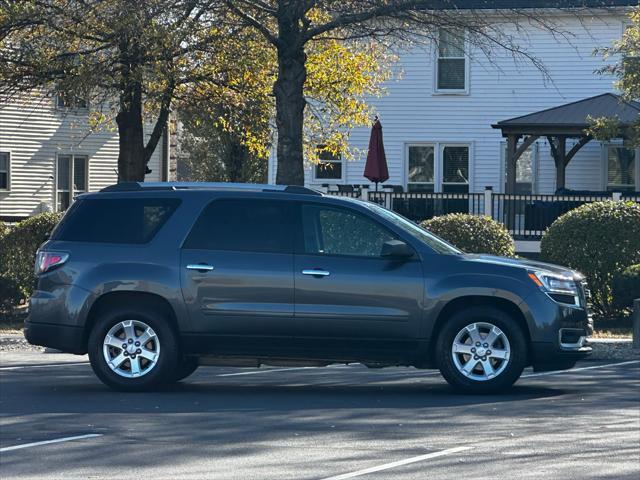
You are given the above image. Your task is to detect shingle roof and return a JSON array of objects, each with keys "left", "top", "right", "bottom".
[
  {"left": 494, "top": 93, "right": 640, "bottom": 128},
  {"left": 428, "top": 1, "right": 637, "bottom": 9}
]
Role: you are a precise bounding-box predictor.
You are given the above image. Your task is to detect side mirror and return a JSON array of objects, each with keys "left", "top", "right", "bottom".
[{"left": 381, "top": 240, "right": 414, "bottom": 259}]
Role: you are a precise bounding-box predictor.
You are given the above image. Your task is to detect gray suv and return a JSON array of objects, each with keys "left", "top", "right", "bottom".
[{"left": 25, "top": 182, "right": 592, "bottom": 393}]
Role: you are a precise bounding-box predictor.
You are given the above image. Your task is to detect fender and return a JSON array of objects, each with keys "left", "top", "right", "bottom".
[
  {"left": 423, "top": 272, "right": 535, "bottom": 340},
  {"left": 75, "top": 262, "right": 192, "bottom": 332}
]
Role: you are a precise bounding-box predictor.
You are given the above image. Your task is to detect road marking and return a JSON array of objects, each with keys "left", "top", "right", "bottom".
[
  {"left": 217, "top": 367, "right": 316, "bottom": 376},
  {"left": 318, "top": 446, "right": 472, "bottom": 480},
  {"left": 522, "top": 360, "right": 640, "bottom": 378},
  {"left": 0, "top": 434, "right": 103, "bottom": 453},
  {"left": 0, "top": 362, "right": 90, "bottom": 371},
  {"left": 216, "top": 364, "right": 353, "bottom": 377}
]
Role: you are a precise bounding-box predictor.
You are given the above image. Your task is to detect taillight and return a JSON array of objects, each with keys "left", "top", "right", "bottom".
[{"left": 35, "top": 251, "right": 69, "bottom": 275}]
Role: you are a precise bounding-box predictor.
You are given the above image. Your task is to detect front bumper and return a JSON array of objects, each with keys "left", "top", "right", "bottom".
[
  {"left": 24, "top": 319, "right": 86, "bottom": 354},
  {"left": 530, "top": 338, "right": 592, "bottom": 372},
  {"left": 523, "top": 285, "right": 594, "bottom": 371}
]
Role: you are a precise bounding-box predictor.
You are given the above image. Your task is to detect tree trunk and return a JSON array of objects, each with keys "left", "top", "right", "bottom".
[
  {"left": 227, "top": 136, "right": 245, "bottom": 183},
  {"left": 116, "top": 94, "right": 146, "bottom": 181},
  {"left": 274, "top": 19, "right": 307, "bottom": 186},
  {"left": 116, "top": 37, "right": 147, "bottom": 182}
]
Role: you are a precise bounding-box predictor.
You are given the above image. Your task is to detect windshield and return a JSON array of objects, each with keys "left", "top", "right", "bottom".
[{"left": 362, "top": 202, "right": 461, "bottom": 255}]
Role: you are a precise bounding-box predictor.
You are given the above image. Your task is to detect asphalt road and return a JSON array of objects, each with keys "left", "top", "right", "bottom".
[{"left": 1, "top": 351, "right": 639, "bottom": 480}]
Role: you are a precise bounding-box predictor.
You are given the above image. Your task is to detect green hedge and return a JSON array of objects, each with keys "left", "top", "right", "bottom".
[
  {"left": 421, "top": 214, "right": 515, "bottom": 257},
  {"left": 541, "top": 201, "right": 640, "bottom": 317},
  {"left": 0, "top": 277, "right": 21, "bottom": 311},
  {"left": 612, "top": 264, "right": 640, "bottom": 312},
  {"left": 0, "top": 212, "right": 62, "bottom": 303}
]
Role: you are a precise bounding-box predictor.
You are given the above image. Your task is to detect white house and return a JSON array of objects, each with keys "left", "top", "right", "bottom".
[
  {"left": 0, "top": 93, "right": 172, "bottom": 222},
  {"left": 268, "top": 1, "right": 640, "bottom": 198}
]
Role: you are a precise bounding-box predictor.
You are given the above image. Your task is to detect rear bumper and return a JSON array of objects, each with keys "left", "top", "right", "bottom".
[{"left": 24, "top": 319, "right": 86, "bottom": 354}]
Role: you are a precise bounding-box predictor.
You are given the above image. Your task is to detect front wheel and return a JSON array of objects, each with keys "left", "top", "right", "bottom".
[
  {"left": 171, "top": 357, "right": 199, "bottom": 383},
  {"left": 436, "top": 307, "right": 528, "bottom": 393},
  {"left": 88, "top": 306, "right": 179, "bottom": 392}
]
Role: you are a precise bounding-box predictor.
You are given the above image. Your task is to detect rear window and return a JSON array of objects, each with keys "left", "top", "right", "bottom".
[{"left": 53, "top": 197, "right": 181, "bottom": 244}]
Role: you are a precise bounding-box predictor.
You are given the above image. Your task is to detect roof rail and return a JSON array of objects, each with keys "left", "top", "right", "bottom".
[{"left": 100, "top": 182, "right": 322, "bottom": 196}]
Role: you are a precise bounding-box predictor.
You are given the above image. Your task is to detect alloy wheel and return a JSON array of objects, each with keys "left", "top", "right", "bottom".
[
  {"left": 451, "top": 322, "right": 511, "bottom": 381},
  {"left": 102, "top": 320, "right": 161, "bottom": 378}
]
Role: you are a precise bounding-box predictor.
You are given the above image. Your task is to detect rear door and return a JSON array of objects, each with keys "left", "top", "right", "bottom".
[
  {"left": 180, "top": 198, "right": 296, "bottom": 345},
  {"left": 293, "top": 203, "right": 424, "bottom": 355}
]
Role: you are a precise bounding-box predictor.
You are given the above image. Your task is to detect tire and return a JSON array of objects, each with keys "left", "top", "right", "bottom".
[
  {"left": 88, "top": 305, "right": 179, "bottom": 392},
  {"left": 435, "top": 306, "right": 528, "bottom": 394},
  {"left": 171, "top": 357, "right": 199, "bottom": 383}
]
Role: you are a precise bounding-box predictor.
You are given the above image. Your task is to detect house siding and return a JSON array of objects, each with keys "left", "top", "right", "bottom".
[
  {"left": 270, "top": 11, "right": 627, "bottom": 193},
  {"left": 0, "top": 93, "right": 162, "bottom": 219}
]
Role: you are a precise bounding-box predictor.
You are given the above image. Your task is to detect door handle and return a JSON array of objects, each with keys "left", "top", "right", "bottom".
[
  {"left": 186, "top": 264, "right": 214, "bottom": 272},
  {"left": 302, "top": 269, "right": 330, "bottom": 277}
]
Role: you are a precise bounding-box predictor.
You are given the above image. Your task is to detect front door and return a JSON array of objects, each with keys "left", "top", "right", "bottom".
[
  {"left": 293, "top": 203, "right": 424, "bottom": 357},
  {"left": 180, "top": 198, "right": 295, "bottom": 353}
]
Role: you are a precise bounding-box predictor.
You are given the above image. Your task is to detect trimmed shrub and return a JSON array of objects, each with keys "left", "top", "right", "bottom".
[
  {"left": 541, "top": 201, "right": 640, "bottom": 317},
  {"left": 0, "top": 220, "right": 8, "bottom": 240},
  {"left": 421, "top": 214, "right": 515, "bottom": 257},
  {"left": 0, "top": 212, "right": 62, "bottom": 301},
  {"left": 612, "top": 264, "right": 640, "bottom": 311}
]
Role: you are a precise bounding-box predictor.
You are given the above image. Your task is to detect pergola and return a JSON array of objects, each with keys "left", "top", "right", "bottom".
[{"left": 492, "top": 93, "right": 640, "bottom": 193}]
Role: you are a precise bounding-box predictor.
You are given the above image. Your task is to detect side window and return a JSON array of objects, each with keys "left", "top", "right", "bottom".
[
  {"left": 302, "top": 205, "right": 395, "bottom": 258},
  {"left": 407, "top": 145, "right": 435, "bottom": 192},
  {"left": 441, "top": 145, "right": 469, "bottom": 193},
  {"left": 313, "top": 146, "right": 343, "bottom": 182},
  {"left": 55, "top": 90, "right": 88, "bottom": 110},
  {"left": 184, "top": 199, "right": 293, "bottom": 253},
  {"left": 56, "top": 154, "right": 88, "bottom": 211},
  {"left": 606, "top": 145, "right": 637, "bottom": 192},
  {"left": 436, "top": 27, "right": 467, "bottom": 92},
  {"left": 0, "top": 152, "right": 10, "bottom": 190},
  {"left": 502, "top": 143, "right": 536, "bottom": 194},
  {"left": 53, "top": 198, "right": 180, "bottom": 244}
]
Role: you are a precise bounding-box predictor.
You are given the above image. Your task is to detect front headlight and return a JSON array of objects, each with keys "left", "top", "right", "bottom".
[{"left": 528, "top": 270, "right": 580, "bottom": 306}]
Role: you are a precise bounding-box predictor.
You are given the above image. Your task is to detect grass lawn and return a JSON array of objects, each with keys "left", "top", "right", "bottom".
[{"left": 591, "top": 329, "right": 633, "bottom": 339}]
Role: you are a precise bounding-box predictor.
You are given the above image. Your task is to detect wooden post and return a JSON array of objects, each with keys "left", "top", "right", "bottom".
[
  {"left": 555, "top": 136, "right": 567, "bottom": 190},
  {"left": 505, "top": 135, "right": 519, "bottom": 231},
  {"left": 505, "top": 135, "right": 518, "bottom": 194},
  {"left": 633, "top": 299, "right": 640, "bottom": 350},
  {"left": 484, "top": 186, "right": 493, "bottom": 218}
]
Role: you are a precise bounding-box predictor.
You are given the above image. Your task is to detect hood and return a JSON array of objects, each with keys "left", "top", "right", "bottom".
[{"left": 462, "top": 254, "right": 582, "bottom": 279}]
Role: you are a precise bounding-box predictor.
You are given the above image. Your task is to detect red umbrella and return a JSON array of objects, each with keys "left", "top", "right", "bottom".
[{"left": 364, "top": 117, "right": 389, "bottom": 191}]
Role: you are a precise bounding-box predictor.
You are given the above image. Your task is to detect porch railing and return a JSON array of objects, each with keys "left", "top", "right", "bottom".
[
  {"left": 367, "top": 191, "right": 485, "bottom": 221},
  {"left": 323, "top": 186, "right": 637, "bottom": 240}
]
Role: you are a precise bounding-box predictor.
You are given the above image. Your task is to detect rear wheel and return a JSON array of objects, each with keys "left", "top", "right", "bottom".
[
  {"left": 88, "top": 306, "right": 179, "bottom": 391},
  {"left": 436, "top": 307, "right": 528, "bottom": 393}
]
